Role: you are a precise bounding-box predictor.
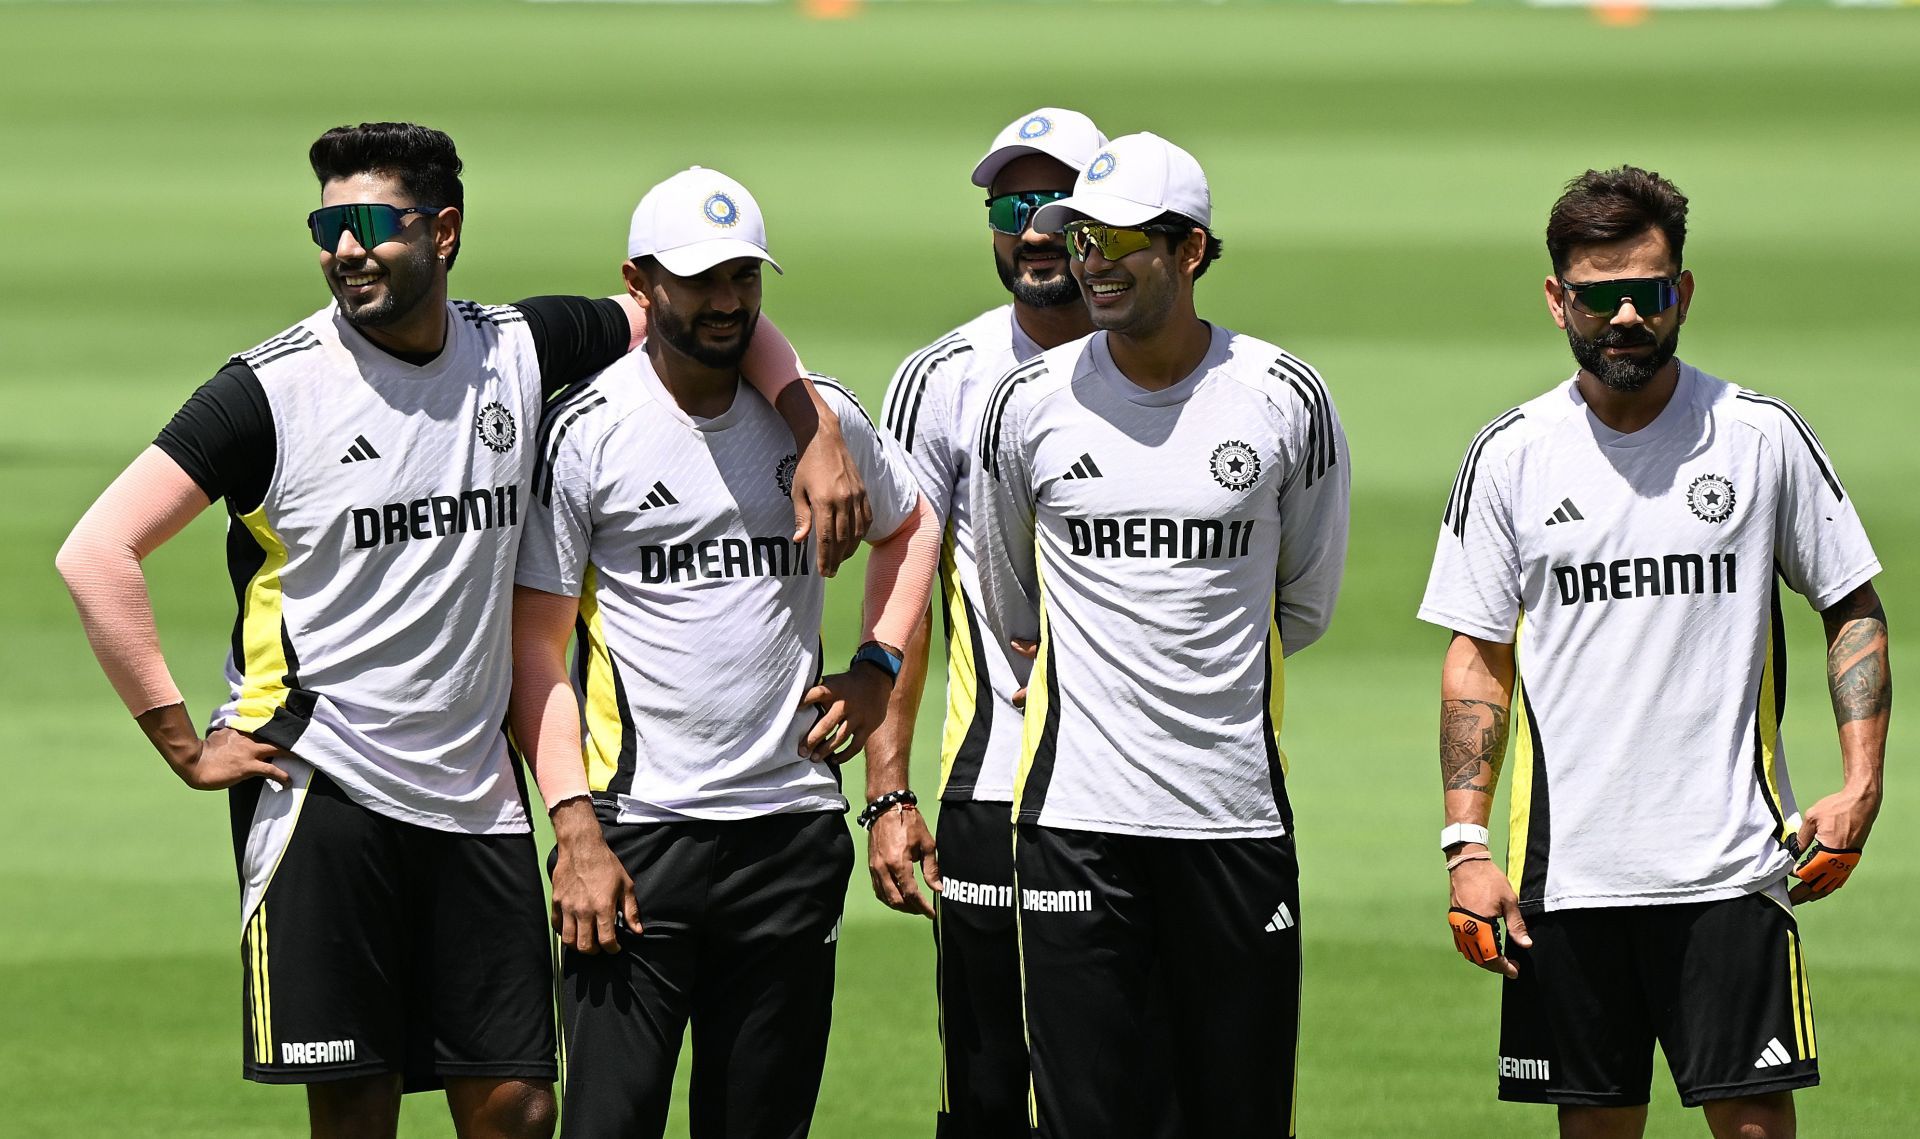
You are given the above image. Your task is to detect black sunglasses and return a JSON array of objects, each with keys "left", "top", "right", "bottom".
[
  {"left": 307, "top": 203, "right": 442, "bottom": 251},
  {"left": 1559, "top": 275, "right": 1682, "bottom": 319}
]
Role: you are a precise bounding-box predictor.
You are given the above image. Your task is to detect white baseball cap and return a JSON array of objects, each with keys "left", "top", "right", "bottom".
[
  {"left": 970, "top": 108, "right": 1107, "bottom": 188},
  {"left": 1030, "top": 132, "right": 1212, "bottom": 232},
  {"left": 626, "top": 166, "right": 782, "bottom": 276}
]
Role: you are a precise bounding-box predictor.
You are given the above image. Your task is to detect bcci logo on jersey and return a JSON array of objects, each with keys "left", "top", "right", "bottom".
[
  {"left": 775, "top": 453, "right": 798, "bottom": 498},
  {"left": 475, "top": 402, "right": 516, "bottom": 453},
  {"left": 1210, "top": 440, "right": 1260, "bottom": 491},
  {"left": 1687, "top": 473, "right": 1736, "bottom": 523}
]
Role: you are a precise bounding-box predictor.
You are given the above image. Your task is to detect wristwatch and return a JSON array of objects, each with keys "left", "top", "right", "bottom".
[
  {"left": 851, "top": 641, "right": 903, "bottom": 681},
  {"left": 1440, "top": 823, "right": 1490, "bottom": 851}
]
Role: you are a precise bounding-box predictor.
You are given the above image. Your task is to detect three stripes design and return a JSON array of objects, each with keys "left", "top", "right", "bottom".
[
  {"left": 636, "top": 481, "right": 678, "bottom": 511},
  {"left": 1544, "top": 497, "right": 1583, "bottom": 526},
  {"left": 338, "top": 434, "right": 380, "bottom": 464},
  {"left": 247, "top": 905, "right": 273, "bottom": 1064},
  {"left": 1061, "top": 453, "right": 1102, "bottom": 480}
]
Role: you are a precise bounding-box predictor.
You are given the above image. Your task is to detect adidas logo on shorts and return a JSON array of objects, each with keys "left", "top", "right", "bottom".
[
  {"left": 1754, "top": 1038, "right": 1794, "bottom": 1069},
  {"left": 1263, "top": 903, "right": 1295, "bottom": 932}
]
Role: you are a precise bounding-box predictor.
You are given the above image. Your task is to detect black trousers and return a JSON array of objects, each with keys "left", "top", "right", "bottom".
[
  {"left": 932, "top": 800, "right": 1027, "bottom": 1138},
  {"left": 557, "top": 810, "right": 853, "bottom": 1139},
  {"left": 1016, "top": 823, "right": 1303, "bottom": 1138}
]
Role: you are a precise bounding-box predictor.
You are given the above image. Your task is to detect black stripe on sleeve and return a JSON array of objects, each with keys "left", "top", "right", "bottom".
[
  {"left": 979, "top": 359, "right": 1047, "bottom": 479},
  {"left": 1444, "top": 409, "right": 1525, "bottom": 539},
  {"left": 884, "top": 335, "right": 970, "bottom": 452},
  {"left": 533, "top": 384, "right": 609, "bottom": 507},
  {"left": 1736, "top": 392, "right": 1844, "bottom": 501},
  {"left": 1268, "top": 355, "right": 1338, "bottom": 487},
  {"left": 809, "top": 375, "right": 879, "bottom": 433},
  {"left": 512, "top": 295, "right": 631, "bottom": 398}
]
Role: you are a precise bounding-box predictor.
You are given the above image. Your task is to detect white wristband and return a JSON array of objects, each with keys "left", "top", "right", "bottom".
[{"left": 1441, "top": 823, "right": 1490, "bottom": 851}]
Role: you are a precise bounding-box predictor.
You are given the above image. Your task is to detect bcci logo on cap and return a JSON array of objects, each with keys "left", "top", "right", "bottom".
[
  {"left": 703, "top": 192, "right": 739, "bottom": 228},
  {"left": 1019, "top": 115, "right": 1052, "bottom": 140},
  {"left": 1087, "top": 152, "right": 1116, "bottom": 182}
]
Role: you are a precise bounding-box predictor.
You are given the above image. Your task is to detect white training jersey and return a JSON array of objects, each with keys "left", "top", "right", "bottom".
[
  {"left": 199, "top": 303, "right": 545, "bottom": 834},
  {"left": 1418, "top": 362, "right": 1881, "bottom": 913},
  {"left": 972, "top": 325, "right": 1350, "bottom": 839},
  {"left": 516, "top": 352, "right": 920, "bottom": 824},
  {"left": 880, "top": 304, "right": 1039, "bottom": 804}
]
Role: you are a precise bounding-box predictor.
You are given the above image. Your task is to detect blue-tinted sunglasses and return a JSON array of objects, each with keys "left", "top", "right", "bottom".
[{"left": 307, "top": 203, "right": 442, "bottom": 251}]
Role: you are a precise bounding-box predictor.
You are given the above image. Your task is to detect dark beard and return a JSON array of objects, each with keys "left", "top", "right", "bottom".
[
  {"left": 995, "top": 247, "right": 1081, "bottom": 309},
  {"left": 1566, "top": 321, "right": 1680, "bottom": 393},
  {"left": 654, "top": 306, "right": 759, "bottom": 369},
  {"left": 336, "top": 240, "right": 437, "bottom": 330}
]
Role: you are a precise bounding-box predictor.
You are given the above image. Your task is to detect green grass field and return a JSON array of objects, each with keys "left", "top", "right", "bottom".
[{"left": 2, "top": 1, "right": 1914, "bottom": 1134}]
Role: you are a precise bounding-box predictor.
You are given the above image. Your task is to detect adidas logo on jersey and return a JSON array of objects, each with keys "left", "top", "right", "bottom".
[
  {"left": 1062, "top": 453, "right": 1104, "bottom": 480},
  {"left": 338, "top": 435, "right": 381, "bottom": 464},
  {"left": 636, "top": 481, "right": 679, "bottom": 511},
  {"left": 1544, "top": 497, "right": 1584, "bottom": 525},
  {"left": 1754, "top": 1038, "right": 1794, "bottom": 1069},
  {"left": 1263, "top": 903, "right": 1295, "bottom": 933}
]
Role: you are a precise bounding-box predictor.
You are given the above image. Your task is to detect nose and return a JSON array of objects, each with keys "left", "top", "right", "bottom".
[
  {"left": 1610, "top": 298, "right": 1644, "bottom": 327},
  {"left": 708, "top": 281, "right": 742, "bottom": 313},
  {"left": 332, "top": 227, "right": 368, "bottom": 261}
]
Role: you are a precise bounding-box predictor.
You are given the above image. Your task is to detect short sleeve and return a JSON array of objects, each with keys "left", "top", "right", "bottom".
[
  {"left": 881, "top": 339, "right": 966, "bottom": 526},
  {"left": 517, "top": 404, "right": 598, "bottom": 597},
  {"left": 1418, "top": 422, "right": 1524, "bottom": 644},
  {"left": 1269, "top": 357, "right": 1350, "bottom": 657},
  {"left": 817, "top": 379, "right": 918, "bottom": 541},
  {"left": 153, "top": 362, "right": 275, "bottom": 513},
  {"left": 1762, "top": 401, "right": 1881, "bottom": 611},
  {"left": 969, "top": 367, "right": 1043, "bottom": 649},
  {"left": 512, "top": 295, "right": 631, "bottom": 398}
]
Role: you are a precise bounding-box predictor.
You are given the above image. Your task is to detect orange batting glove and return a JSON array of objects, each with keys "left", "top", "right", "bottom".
[
  {"left": 1448, "top": 907, "right": 1501, "bottom": 966},
  {"left": 1790, "top": 840, "right": 1862, "bottom": 904}
]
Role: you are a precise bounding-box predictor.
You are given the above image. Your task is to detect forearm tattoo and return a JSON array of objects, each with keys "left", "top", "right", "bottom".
[
  {"left": 1441, "top": 699, "right": 1510, "bottom": 794},
  {"left": 1824, "top": 598, "right": 1891, "bottom": 726}
]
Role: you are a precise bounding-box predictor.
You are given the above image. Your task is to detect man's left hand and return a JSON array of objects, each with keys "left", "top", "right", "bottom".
[
  {"left": 790, "top": 420, "right": 870, "bottom": 578},
  {"left": 799, "top": 665, "right": 892, "bottom": 764},
  {"left": 1791, "top": 787, "right": 1878, "bottom": 903}
]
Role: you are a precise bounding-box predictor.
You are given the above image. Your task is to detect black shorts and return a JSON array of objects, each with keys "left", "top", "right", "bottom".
[
  {"left": 557, "top": 808, "right": 852, "bottom": 1139},
  {"left": 1015, "top": 822, "right": 1299, "bottom": 1139},
  {"left": 231, "top": 769, "right": 555, "bottom": 1090},
  {"left": 1500, "top": 890, "right": 1819, "bottom": 1107},
  {"left": 931, "top": 799, "right": 1025, "bottom": 1139}
]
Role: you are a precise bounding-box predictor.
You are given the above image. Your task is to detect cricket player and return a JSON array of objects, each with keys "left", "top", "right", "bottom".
[
  {"left": 971, "top": 131, "right": 1350, "bottom": 1138},
  {"left": 509, "top": 166, "right": 940, "bottom": 1139},
  {"left": 54, "top": 123, "right": 868, "bottom": 1138},
  {"left": 864, "top": 106, "right": 1105, "bottom": 1137},
  {"left": 1421, "top": 166, "right": 1889, "bottom": 1139}
]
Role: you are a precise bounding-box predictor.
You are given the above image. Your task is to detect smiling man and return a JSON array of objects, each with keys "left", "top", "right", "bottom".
[
  {"left": 864, "top": 105, "right": 1103, "bottom": 1138},
  {"left": 970, "top": 131, "right": 1350, "bottom": 1138},
  {"left": 1421, "top": 166, "right": 1890, "bottom": 1139},
  {"left": 54, "top": 123, "right": 867, "bottom": 1139},
  {"left": 510, "top": 166, "right": 939, "bottom": 1138}
]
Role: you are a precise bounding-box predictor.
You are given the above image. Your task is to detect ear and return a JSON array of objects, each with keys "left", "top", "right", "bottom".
[
  {"left": 1543, "top": 275, "right": 1570, "bottom": 331},
  {"left": 620, "top": 259, "right": 652, "bottom": 310},
  {"left": 1676, "top": 268, "right": 1695, "bottom": 326},
  {"left": 1179, "top": 228, "right": 1207, "bottom": 278},
  {"left": 433, "top": 207, "right": 462, "bottom": 261}
]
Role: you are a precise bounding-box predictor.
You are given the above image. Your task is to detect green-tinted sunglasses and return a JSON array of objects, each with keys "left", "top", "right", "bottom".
[
  {"left": 1559, "top": 275, "right": 1682, "bottom": 319},
  {"left": 985, "top": 190, "right": 1070, "bottom": 236},
  {"left": 307, "top": 203, "right": 442, "bottom": 251},
  {"left": 1063, "top": 220, "right": 1190, "bottom": 263}
]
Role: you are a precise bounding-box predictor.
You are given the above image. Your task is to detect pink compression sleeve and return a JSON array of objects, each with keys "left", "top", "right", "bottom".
[
  {"left": 862, "top": 494, "right": 941, "bottom": 652},
  {"left": 54, "top": 446, "right": 211, "bottom": 716},
  {"left": 508, "top": 586, "right": 591, "bottom": 807},
  {"left": 741, "top": 316, "right": 806, "bottom": 403}
]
